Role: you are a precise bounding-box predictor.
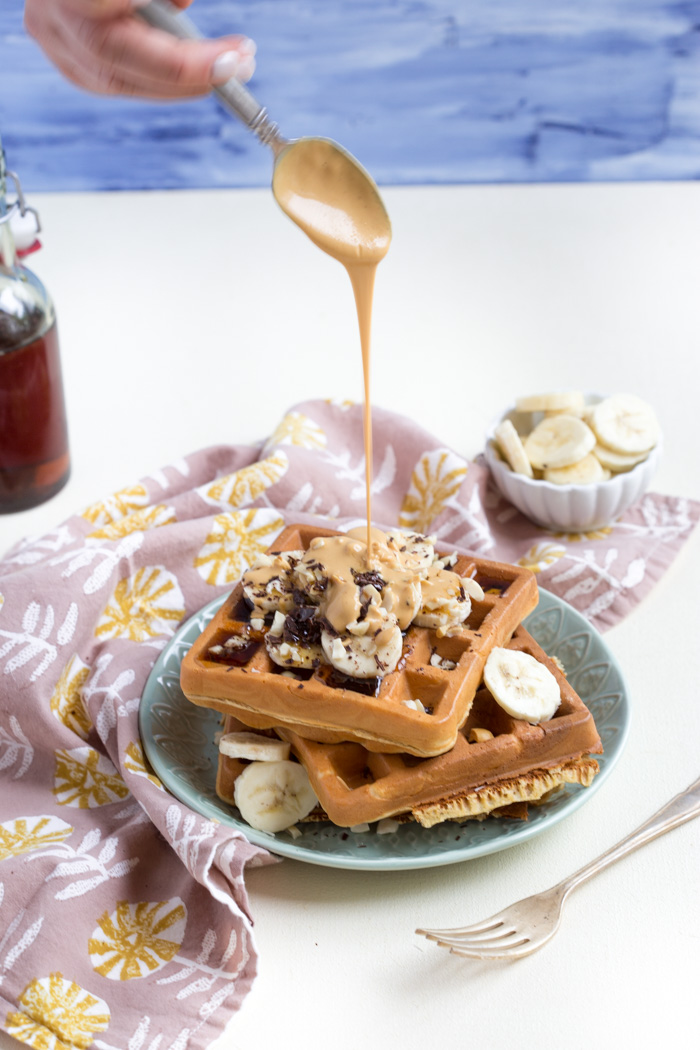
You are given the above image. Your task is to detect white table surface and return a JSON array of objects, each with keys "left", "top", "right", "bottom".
[{"left": 1, "top": 182, "right": 699, "bottom": 1050}]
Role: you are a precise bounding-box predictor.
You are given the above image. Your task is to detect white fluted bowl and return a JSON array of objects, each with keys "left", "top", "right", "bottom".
[{"left": 484, "top": 399, "right": 662, "bottom": 532}]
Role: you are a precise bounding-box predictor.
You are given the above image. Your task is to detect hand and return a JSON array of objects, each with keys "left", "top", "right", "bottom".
[{"left": 24, "top": 0, "right": 256, "bottom": 99}]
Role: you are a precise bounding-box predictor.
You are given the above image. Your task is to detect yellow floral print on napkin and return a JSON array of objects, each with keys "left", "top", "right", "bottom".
[
  {"left": 202, "top": 451, "right": 288, "bottom": 508},
  {"left": 0, "top": 816, "right": 73, "bottom": 862},
  {"left": 518, "top": 542, "right": 567, "bottom": 574},
  {"left": 124, "top": 741, "right": 163, "bottom": 790},
  {"left": 50, "top": 655, "right": 91, "bottom": 740},
  {"left": 88, "top": 899, "right": 186, "bottom": 980},
  {"left": 86, "top": 504, "right": 176, "bottom": 541},
  {"left": 266, "top": 411, "right": 327, "bottom": 449},
  {"left": 553, "top": 527, "right": 613, "bottom": 542},
  {"left": 194, "top": 509, "right": 284, "bottom": 586},
  {"left": 399, "top": 449, "right": 468, "bottom": 533},
  {"left": 81, "top": 484, "right": 149, "bottom": 528},
  {"left": 7, "top": 973, "right": 110, "bottom": 1050},
  {"left": 95, "top": 566, "right": 185, "bottom": 642},
  {"left": 54, "top": 747, "right": 129, "bottom": 809}
]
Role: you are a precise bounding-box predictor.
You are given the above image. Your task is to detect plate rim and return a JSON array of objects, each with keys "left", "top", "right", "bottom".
[{"left": 139, "top": 589, "right": 630, "bottom": 871}]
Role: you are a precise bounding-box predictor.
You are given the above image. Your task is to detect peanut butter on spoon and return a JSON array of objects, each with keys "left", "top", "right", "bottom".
[{"left": 272, "top": 138, "right": 392, "bottom": 566}]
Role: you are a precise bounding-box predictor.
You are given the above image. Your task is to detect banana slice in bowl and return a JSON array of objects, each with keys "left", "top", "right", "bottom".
[{"left": 484, "top": 393, "right": 662, "bottom": 531}]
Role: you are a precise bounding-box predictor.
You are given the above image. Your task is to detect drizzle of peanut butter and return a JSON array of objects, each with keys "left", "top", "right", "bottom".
[{"left": 272, "top": 138, "right": 392, "bottom": 565}]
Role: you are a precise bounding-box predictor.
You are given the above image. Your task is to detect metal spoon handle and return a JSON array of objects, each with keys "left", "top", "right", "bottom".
[{"left": 137, "top": 0, "right": 282, "bottom": 141}]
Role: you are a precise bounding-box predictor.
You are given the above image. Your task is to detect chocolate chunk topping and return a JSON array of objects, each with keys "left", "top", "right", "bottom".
[
  {"left": 283, "top": 608, "right": 323, "bottom": 648},
  {"left": 351, "top": 569, "right": 386, "bottom": 590}
]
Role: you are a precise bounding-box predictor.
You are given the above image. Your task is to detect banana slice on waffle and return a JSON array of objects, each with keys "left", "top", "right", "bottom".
[
  {"left": 414, "top": 565, "right": 484, "bottom": 637},
  {"left": 242, "top": 549, "right": 305, "bottom": 613},
  {"left": 234, "top": 759, "right": 318, "bottom": 833},
  {"left": 321, "top": 604, "right": 403, "bottom": 679}
]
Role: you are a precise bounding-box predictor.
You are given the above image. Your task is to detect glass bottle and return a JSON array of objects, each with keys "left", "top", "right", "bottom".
[{"left": 0, "top": 145, "right": 70, "bottom": 512}]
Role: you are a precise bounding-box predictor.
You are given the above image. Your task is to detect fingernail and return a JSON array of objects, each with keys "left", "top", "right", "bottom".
[
  {"left": 239, "top": 37, "right": 257, "bottom": 56},
  {"left": 212, "top": 50, "right": 255, "bottom": 83},
  {"left": 212, "top": 51, "right": 241, "bottom": 82},
  {"left": 131, "top": 0, "right": 151, "bottom": 9},
  {"left": 235, "top": 54, "right": 256, "bottom": 82}
]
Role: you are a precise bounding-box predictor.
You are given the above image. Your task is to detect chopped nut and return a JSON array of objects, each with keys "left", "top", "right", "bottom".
[{"left": 468, "top": 727, "right": 494, "bottom": 743}]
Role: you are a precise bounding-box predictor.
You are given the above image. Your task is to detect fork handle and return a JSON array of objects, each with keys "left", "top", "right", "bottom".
[{"left": 558, "top": 774, "right": 700, "bottom": 899}]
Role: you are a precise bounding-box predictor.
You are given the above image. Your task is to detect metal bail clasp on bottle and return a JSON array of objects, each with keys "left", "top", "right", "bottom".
[{"left": 0, "top": 148, "right": 70, "bottom": 513}]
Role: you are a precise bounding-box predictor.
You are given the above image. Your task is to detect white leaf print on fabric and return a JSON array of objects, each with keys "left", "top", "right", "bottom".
[
  {"left": 429, "top": 485, "right": 495, "bottom": 554},
  {"left": 318, "top": 444, "right": 397, "bottom": 503},
  {"left": 146, "top": 457, "right": 191, "bottom": 492},
  {"left": 0, "top": 716, "right": 34, "bottom": 779},
  {"left": 95, "top": 1016, "right": 193, "bottom": 1050},
  {"left": 156, "top": 925, "right": 250, "bottom": 1004},
  {"left": 0, "top": 889, "right": 44, "bottom": 989},
  {"left": 81, "top": 653, "right": 139, "bottom": 743},
  {"left": 51, "top": 532, "right": 145, "bottom": 595},
  {"left": 26, "top": 826, "right": 139, "bottom": 901},
  {"left": 1, "top": 525, "right": 76, "bottom": 567},
  {"left": 0, "top": 601, "right": 79, "bottom": 682},
  {"left": 165, "top": 806, "right": 217, "bottom": 876},
  {"left": 549, "top": 547, "right": 648, "bottom": 622}
]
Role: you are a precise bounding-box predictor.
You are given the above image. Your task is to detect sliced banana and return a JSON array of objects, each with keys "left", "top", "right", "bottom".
[
  {"left": 592, "top": 442, "right": 650, "bottom": 473},
  {"left": 543, "top": 453, "right": 609, "bottom": 485},
  {"left": 321, "top": 606, "right": 403, "bottom": 679},
  {"left": 523, "top": 414, "right": 596, "bottom": 470},
  {"left": 241, "top": 550, "right": 304, "bottom": 613},
  {"left": 234, "top": 759, "right": 318, "bottom": 833},
  {"left": 484, "top": 647, "right": 561, "bottom": 723},
  {"left": 266, "top": 633, "right": 324, "bottom": 670},
  {"left": 219, "top": 731, "right": 290, "bottom": 762},
  {"left": 590, "top": 394, "right": 660, "bottom": 455},
  {"left": 384, "top": 529, "right": 436, "bottom": 572},
  {"left": 494, "top": 420, "right": 533, "bottom": 477},
  {"left": 515, "top": 391, "right": 585, "bottom": 414},
  {"left": 414, "top": 565, "right": 477, "bottom": 636}
]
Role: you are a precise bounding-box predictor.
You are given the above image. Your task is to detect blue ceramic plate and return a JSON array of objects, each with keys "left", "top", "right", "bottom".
[{"left": 139, "top": 590, "right": 629, "bottom": 870}]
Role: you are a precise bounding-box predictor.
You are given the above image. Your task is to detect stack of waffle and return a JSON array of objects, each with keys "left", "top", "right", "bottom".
[{"left": 180, "top": 524, "right": 602, "bottom": 829}]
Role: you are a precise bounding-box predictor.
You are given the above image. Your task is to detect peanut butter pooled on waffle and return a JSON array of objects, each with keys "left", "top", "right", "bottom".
[
  {"left": 246, "top": 526, "right": 483, "bottom": 682},
  {"left": 180, "top": 524, "right": 539, "bottom": 757}
]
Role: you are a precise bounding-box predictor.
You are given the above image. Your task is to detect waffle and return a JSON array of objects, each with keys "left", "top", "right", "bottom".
[
  {"left": 180, "top": 524, "right": 538, "bottom": 758},
  {"left": 214, "top": 715, "right": 534, "bottom": 825},
  {"left": 276, "top": 626, "right": 603, "bottom": 827}
]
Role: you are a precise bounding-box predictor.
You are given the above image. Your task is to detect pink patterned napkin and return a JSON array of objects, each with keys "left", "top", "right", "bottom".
[{"left": 0, "top": 398, "right": 697, "bottom": 1048}]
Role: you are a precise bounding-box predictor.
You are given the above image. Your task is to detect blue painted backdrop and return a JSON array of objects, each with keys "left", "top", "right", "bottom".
[{"left": 1, "top": 0, "right": 699, "bottom": 191}]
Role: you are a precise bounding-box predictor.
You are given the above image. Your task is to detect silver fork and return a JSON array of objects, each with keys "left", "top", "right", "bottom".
[{"left": 417, "top": 774, "right": 700, "bottom": 960}]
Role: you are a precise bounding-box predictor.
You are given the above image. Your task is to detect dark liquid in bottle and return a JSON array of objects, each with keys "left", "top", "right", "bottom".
[{"left": 0, "top": 321, "right": 70, "bottom": 512}]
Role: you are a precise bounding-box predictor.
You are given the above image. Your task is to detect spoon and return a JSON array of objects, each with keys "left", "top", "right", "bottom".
[{"left": 137, "top": 0, "right": 391, "bottom": 263}]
